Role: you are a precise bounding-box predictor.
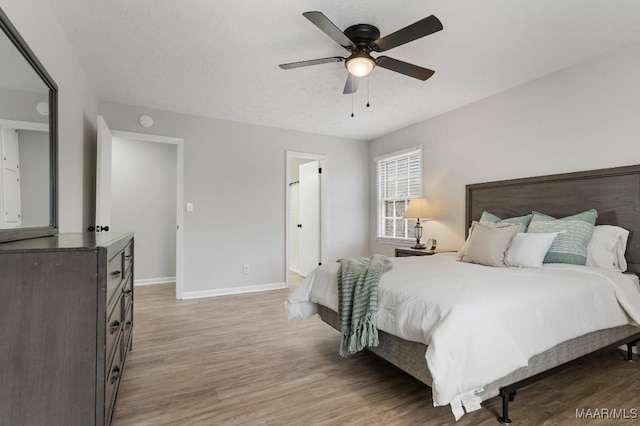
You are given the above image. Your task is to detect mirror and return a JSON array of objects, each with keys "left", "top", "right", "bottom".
[{"left": 0, "top": 7, "right": 57, "bottom": 243}]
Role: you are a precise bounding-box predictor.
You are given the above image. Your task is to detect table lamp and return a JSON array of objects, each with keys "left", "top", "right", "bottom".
[{"left": 403, "top": 197, "right": 432, "bottom": 249}]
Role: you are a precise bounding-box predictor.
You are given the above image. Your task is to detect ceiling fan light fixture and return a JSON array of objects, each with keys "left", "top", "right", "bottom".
[{"left": 346, "top": 54, "right": 375, "bottom": 77}]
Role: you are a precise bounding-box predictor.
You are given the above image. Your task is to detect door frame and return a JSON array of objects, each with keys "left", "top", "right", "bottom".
[
  {"left": 111, "top": 130, "right": 185, "bottom": 300},
  {"left": 285, "top": 151, "right": 327, "bottom": 287}
]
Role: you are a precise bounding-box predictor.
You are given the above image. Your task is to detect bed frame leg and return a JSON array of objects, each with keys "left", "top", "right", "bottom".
[
  {"left": 497, "top": 389, "right": 514, "bottom": 425},
  {"left": 627, "top": 340, "right": 637, "bottom": 362}
]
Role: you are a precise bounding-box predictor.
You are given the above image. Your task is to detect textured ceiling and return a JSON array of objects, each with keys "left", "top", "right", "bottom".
[{"left": 48, "top": 0, "right": 640, "bottom": 141}]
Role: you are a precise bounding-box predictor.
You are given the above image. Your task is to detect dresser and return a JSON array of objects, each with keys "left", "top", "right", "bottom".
[{"left": 0, "top": 232, "right": 134, "bottom": 426}]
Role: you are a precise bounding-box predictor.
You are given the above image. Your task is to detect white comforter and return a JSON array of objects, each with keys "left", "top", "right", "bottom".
[{"left": 286, "top": 253, "right": 640, "bottom": 413}]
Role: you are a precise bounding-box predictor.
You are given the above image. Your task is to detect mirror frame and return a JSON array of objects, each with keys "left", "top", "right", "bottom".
[{"left": 0, "top": 7, "right": 58, "bottom": 243}]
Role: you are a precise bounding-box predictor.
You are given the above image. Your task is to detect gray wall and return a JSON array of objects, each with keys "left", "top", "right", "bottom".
[
  {"left": 2, "top": 0, "right": 98, "bottom": 232},
  {"left": 370, "top": 40, "right": 640, "bottom": 256},
  {"left": 98, "top": 102, "right": 370, "bottom": 296},
  {"left": 111, "top": 137, "right": 177, "bottom": 282},
  {"left": 18, "top": 129, "right": 49, "bottom": 226},
  {"left": 0, "top": 87, "right": 48, "bottom": 123}
]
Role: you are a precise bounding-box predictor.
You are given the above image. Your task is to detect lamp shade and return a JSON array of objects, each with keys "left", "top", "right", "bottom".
[{"left": 403, "top": 197, "right": 432, "bottom": 220}]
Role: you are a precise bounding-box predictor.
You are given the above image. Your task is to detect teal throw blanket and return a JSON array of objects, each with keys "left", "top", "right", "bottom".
[{"left": 337, "top": 254, "right": 393, "bottom": 357}]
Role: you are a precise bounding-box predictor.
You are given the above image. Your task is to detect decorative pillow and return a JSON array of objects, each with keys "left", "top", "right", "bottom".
[
  {"left": 457, "top": 220, "right": 518, "bottom": 260},
  {"left": 460, "top": 222, "right": 521, "bottom": 267},
  {"left": 457, "top": 221, "right": 478, "bottom": 260},
  {"left": 480, "top": 211, "right": 533, "bottom": 232},
  {"left": 504, "top": 232, "right": 562, "bottom": 268},
  {"left": 527, "top": 209, "right": 597, "bottom": 265},
  {"left": 586, "top": 225, "right": 629, "bottom": 271}
]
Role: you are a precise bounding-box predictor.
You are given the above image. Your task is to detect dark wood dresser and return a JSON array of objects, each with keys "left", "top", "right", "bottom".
[{"left": 0, "top": 232, "right": 134, "bottom": 425}]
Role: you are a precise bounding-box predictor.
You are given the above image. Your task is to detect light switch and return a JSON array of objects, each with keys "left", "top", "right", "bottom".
[{"left": 186, "top": 202, "right": 194, "bottom": 212}]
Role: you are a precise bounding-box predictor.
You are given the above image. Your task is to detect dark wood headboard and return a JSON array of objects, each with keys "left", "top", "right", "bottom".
[{"left": 466, "top": 165, "right": 640, "bottom": 274}]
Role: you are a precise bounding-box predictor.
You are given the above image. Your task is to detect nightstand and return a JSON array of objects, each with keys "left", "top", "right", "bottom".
[{"left": 395, "top": 247, "right": 435, "bottom": 257}]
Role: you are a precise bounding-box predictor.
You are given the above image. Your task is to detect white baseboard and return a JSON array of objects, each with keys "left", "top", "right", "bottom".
[
  {"left": 181, "top": 282, "right": 286, "bottom": 300},
  {"left": 134, "top": 277, "right": 176, "bottom": 286}
]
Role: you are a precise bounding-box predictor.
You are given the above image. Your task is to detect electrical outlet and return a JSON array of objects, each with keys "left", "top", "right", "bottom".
[{"left": 242, "top": 264, "right": 250, "bottom": 274}]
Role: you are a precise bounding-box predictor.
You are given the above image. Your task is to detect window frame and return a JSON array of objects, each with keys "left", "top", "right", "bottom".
[{"left": 374, "top": 146, "right": 423, "bottom": 245}]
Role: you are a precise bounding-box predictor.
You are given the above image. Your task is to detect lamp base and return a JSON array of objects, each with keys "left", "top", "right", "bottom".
[{"left": 412, "top": 243, "right": 426, "bottom": 249}]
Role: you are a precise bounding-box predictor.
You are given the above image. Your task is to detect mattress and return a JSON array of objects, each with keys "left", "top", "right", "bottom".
[{"left": 286, "top": 253, "right": 640, "bottom": 413}]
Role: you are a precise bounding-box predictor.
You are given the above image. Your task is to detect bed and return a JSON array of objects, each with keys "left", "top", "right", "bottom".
[{"left": 286, "top": 164, "right": 640, "bottom": 424}]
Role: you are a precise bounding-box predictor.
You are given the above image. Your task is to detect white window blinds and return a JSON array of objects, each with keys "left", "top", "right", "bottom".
[{"left": 376, "top": 147, "right": 422, "bottom": 240}]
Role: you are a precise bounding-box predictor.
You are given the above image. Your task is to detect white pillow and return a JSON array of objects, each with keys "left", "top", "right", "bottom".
[
  {"left": 505, "top": 232, "right": 561, "bottom": 268},
  {"left": 586, "top": 225, "right": 629, "bottom": 271}
]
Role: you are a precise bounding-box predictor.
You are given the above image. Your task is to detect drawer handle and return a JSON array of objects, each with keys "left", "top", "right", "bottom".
[
  {"left": 109, "top": 365, "right": 121, "bottom": 384},
  {"left": 123, "top": 288, "right": 132, "bottom": 295},
  {"left": 124, "top": 320, "right": 132, "bottom": 331},
  {"left": 125, "top": 255, "right": 133, "bottom": 260},
  {"left": 108, "top": 320, "right": 121, "bottom": 334},
  {"left": 111, "top": 270, "right": 122, "bottom": 279}
]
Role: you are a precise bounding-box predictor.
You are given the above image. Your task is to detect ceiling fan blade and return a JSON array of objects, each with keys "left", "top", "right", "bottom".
[
  {"left": 303, "top": 11, "right": 355, "bottom": 49},
  {"left": 279, "top": 56, "right": 345, "bottom": 70},
  {"left": 373, "top": 15, "right": 443, "bottom": 52},
  {"left": 376, "top": 56, "right": 435, "bottom": 81},
  {"left": 343, "top": 74, "right": 359, "bottom": 94}
]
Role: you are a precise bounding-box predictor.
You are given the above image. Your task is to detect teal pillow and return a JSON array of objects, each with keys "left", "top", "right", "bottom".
[
  {"left": 480, "top": 211, "right": 533, "bottom": 232},
  {"left": 527, "top": 209, "right": 597, "bottom": 265}
]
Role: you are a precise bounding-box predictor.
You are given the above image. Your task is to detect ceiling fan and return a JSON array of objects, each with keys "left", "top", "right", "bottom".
[{"left": 279, "top": 11, "right": 443, "bottom": 94}]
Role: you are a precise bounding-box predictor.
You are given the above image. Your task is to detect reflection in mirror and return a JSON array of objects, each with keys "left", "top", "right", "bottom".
[
  {"left": 0, "top": 7, "right": 57, "bottom": 241},
  {"left": 0, "top": 121, "right": 49, "bottom": 228}
]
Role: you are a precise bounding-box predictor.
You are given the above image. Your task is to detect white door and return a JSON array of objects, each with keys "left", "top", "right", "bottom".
[
  {"left": 298, "top": 160, "right": 321, "bottom": 277},
  {"left": 289, "top": 183, "right": 300, "bottom": 273},
  {"left": 95, "top": 116, "right": 113, "bottom": 231}
]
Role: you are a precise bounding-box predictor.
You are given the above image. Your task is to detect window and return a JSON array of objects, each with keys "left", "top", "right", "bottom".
[{"left": 376, "top": 147, "right": 422, "bottom": 241}]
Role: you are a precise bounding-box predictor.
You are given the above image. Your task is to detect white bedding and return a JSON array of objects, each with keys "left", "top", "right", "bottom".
[{"left": 286, "top": 253, "right": 640, "bottom": 416}]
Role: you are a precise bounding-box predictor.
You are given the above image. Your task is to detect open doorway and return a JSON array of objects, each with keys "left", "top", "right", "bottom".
[
  {"left": 96, "top": 116, "right": 185, "bottom": 299},
  {"left": 286, "top": 151, "right": 326, "bottom": 289}
]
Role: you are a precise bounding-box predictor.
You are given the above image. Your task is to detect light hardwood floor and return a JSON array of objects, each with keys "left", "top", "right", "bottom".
[{"left": 113, "top": 284, "right": 640, "bottom": 425}]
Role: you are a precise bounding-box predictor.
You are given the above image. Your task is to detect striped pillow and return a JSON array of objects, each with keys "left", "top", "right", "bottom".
[
  {"left": 527, "top": 209, "right": 597, "bottom": 265},
  {"left": 480, "top": 211, "right": 532, "bottom": 232}
]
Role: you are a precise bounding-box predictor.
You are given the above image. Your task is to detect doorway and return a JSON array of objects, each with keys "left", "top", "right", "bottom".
[
  {"left": 286, "top": 151, "right": 326, "bottom": 288},
  {"left": 96, "top": 116, "right": 185, "bottom": 299}
]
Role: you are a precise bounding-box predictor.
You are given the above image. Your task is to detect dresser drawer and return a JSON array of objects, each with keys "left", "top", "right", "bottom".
[
  {"left": 104, "top": 346, "right": 123, "bottom": 426},
  {"left": 121, "top": 301, "right": 133, "bottom": 360},
  {"left": 106, "top": 251, "right": 124, "bottom": 311},
  {"left": 123, "top": 241, "right": 133, "bottom": 275},
  {"left": 122, "top": 273, "right": 133, "bottom": 309},
  {"left": 105, "top": 303, "right": 123, "bottom": 368}
]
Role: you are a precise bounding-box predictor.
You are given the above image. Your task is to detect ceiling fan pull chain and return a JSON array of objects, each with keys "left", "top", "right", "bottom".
[
  {"left": 351, "top": 92, "right": 355, "bottom": 117},
  {"left": 366, "top": 75, "right": 370, "bottom": 108}
]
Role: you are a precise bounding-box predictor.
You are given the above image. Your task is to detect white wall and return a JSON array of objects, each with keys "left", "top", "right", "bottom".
[
  {"left": 111, "top": 137, "right": 177, "bottom": 282},
  {"left": 370, "top": 40, "right": 640, "bottom": 257},
  {"left": 1, "top": 0, "right": 98, "bottom": 232},
  {"left": 98, "top": 102, "right": 369, "bottom": 296}
]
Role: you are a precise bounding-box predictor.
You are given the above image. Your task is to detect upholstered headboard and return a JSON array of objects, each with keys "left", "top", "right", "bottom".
[{"left": 466, "top": 165, "right": 640, "bottom": 274}]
